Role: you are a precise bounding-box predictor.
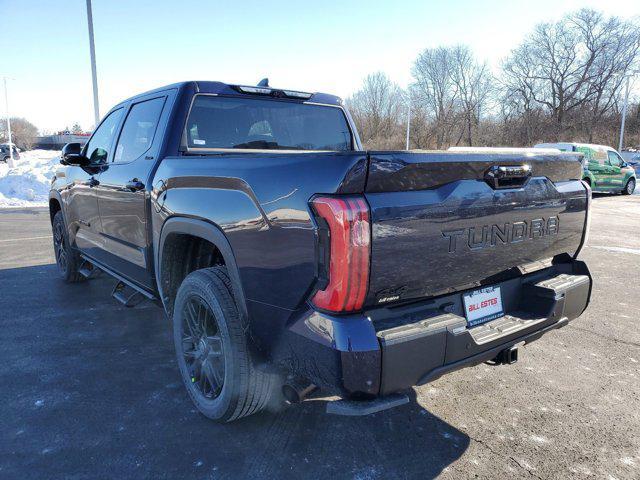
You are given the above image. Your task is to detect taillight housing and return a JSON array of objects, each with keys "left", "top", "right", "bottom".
[{"left": 310, "top": 196, "right": 371, "bottom": 313}]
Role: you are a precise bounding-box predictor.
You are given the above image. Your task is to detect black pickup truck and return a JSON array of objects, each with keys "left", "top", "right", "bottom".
[{"left": 50, "top": 80, "right": 592, "bottom": 422}]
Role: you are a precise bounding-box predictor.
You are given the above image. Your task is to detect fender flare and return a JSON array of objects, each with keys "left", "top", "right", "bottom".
[
  {"left": 48, "top": 190, "right": 64, "bottom": 222},
  {"left": 156, "top": 216, "right": 248, "bottom": 321},
  {"left": 48, "top": 191, "right": 72, "bottom": 242}
]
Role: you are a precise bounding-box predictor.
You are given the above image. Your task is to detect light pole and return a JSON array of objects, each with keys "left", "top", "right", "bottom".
[
  {"left": 86, "top": 0, "right": 100, "bottom": 126},
  {"left": 405, "top": 98, "right": 411, "bottom": 150},
  {"left": 2, "top": 77, "right": 14, "bottom": 168},
  {"left": 619, "top": 70, "right": 639, "bottom": 153}
]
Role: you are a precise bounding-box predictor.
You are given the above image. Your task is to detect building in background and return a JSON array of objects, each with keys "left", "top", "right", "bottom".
[{"left": 34, "top": 132, "right": 91, "bottom": 150}]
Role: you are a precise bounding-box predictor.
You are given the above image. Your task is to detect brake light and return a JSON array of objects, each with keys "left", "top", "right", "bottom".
[
  {"left": 233, "top": 85, "right": 313, "bottom": 99},
  {"left": 311, "top": 196, "right": 371, "bottom": 312}
]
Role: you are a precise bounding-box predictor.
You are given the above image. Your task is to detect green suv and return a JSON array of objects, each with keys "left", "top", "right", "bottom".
[{"left": 535, "top": 142, "right": 636, "bottom": 195}]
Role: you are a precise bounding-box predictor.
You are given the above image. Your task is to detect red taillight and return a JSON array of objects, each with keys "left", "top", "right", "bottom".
[{"left": 311, "top": 196, "right": 370, "bottom": 312}]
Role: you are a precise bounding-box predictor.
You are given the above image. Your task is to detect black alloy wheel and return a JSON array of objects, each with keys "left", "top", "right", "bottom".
[
  {"left": 51, "top": 211, "right": 83, "bottom": 282},
  {"left": 53, "top": 219, "right": 68, "bottom": 273},
  {"left": 181, "top": 295, "right": 226, "bottom": 399}
]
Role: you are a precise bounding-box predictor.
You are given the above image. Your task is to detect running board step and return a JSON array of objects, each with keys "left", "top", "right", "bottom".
[
  {"left": 80, "top": 254, "right": 157, "bottom": 307},
  {"left": 112, "top": 281, "right": 146, "bottom": 307},
  {"left": 78, "top": 259, "right": 101, "bottom": 279}
]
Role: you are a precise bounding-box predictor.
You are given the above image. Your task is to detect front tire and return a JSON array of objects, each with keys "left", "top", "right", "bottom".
[
  {"left": 623, "top": 178, "right": 636, "bottom": 195},
  {"left": 52, "top": 211, "right": 84, "bottom": 283},
  {"left": 173, "top": 266, "right": 274, "bottom": 422}
]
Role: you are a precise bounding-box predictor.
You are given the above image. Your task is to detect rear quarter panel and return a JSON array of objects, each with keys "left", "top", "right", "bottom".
[{"left": 151, "top": 152, "right": 368, "bottom": 312}]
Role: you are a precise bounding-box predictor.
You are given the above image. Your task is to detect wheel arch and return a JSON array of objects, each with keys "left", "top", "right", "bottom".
[
  {"left": 48, "top": 191, "right": 63, "bottom": 224},
  {"left": 156, "top": 216, "right": 248, "bottom": 321}
]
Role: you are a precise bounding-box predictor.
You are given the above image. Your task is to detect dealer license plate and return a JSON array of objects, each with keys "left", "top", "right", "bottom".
[{"left": 462, "top": 286, "right": 504, "bottom": 327}]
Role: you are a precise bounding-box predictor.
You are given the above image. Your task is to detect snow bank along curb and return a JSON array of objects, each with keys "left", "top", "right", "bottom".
[{"left": 0, "top": 150, "right": 62, "bottom": 208}]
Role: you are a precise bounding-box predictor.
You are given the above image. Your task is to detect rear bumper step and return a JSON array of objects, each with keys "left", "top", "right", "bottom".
[
  {"left": 283, "top": 259, "right": 591, "bottom": 402},
  {"left": 376, "top": 261, "right": 591, "bottom": 395}
]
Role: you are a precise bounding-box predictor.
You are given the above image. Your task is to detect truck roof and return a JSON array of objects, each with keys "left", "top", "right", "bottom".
[{"left": 116, "top": 81, "right": 343, "bottom": 107}]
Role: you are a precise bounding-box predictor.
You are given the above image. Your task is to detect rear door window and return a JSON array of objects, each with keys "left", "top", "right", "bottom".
[
  {"left": 114, "top": 97, "right": 166, "bottom": 163},
  {"left": 185, "top": 96, "right": 353, "bottom": 151}
]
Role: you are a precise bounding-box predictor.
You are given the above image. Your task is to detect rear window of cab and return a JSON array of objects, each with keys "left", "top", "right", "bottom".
[{"left": 184, "top": 95, "right": 353, "bottom": 152}]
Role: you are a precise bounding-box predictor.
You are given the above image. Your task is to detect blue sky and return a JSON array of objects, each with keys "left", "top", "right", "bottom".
[{"left": 2, "top": 0, "right": 639, "bottom": 132}]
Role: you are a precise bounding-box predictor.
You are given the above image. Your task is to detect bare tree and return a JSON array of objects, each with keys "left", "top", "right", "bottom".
[
  {"left": 346, "top": 8, "right": 640, "bottom": 151},
  {"left": 575, "top": 10, "right": 640, "bottom": 141},
  {"left": 411, "top": 47, "right": 458, "bottom": 148},
  {"left": 501, "top": 8, "right": 640, "bottom": 138},
  {"left": 450, "top": 45, "right": 494, "bottom": 146},
  {"left": 0, "top": 118, "right": 39, "bottom": 151},
  {"left": 345, "top": 72, "right": 406, "bottom": 149}
]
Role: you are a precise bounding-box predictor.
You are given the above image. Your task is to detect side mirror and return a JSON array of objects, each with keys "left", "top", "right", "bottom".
[
  {"left": 621, "top": 161, "right": 629, "bottom": 168},
  {"left": 60, "top": 143, "right": 89, "bottom": 166}
]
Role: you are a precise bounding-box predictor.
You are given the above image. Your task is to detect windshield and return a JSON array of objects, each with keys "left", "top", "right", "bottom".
[{"left": 184, "top": 95, "right": 353, "bottom": 151}]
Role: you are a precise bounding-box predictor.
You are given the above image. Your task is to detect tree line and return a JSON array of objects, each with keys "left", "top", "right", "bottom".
[
  {"left": 346, "top": 9, "right": 640, "bottom": 150},
  {"left": 0, "top": 118, "right": 38, "bottom": 150}
]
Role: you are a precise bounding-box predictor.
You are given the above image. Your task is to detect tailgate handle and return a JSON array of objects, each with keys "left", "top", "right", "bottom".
[{"left": 485, "top": 164, "right": 531, "bottom": 189}]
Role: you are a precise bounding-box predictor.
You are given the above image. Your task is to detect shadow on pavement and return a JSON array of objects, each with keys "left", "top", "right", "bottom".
[{"left": 0, "top": 264, "right": 469, "bottom": 479}]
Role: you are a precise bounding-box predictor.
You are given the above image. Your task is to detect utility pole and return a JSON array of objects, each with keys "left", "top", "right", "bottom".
[
  {"left": 3, "top": 77, "right": 14, "bottom": 168},
  {"left": 86, "top": 0, "right": 100, "bottom": 126},
  {"left": 405, "top": 100, "right": 411, "bottom": 150},
  {"left": 619, "top": 76, "right": 630, "bottom": 153}
]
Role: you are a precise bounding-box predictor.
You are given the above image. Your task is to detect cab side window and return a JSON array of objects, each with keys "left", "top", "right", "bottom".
[
  {"left": 114, "top": 97, "right": 165, "bottom": 163},
  {"left": 84, "top": 108, "right": 124, "bottom": 165},
  {"left": 607, "top": 151, "right": 623, "bottom": 167}
]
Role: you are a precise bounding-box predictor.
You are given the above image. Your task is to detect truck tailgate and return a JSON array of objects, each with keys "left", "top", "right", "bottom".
[{"left": 364, "top": 151, "right": 588, "bottom": 307}]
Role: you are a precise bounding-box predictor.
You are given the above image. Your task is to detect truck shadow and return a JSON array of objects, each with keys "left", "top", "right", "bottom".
[
  {"left": 0, "top": 263, "right": 469, "bottom": 480},
  {"left": 223, "top": 390, "right": 470, "bottom": 479}
]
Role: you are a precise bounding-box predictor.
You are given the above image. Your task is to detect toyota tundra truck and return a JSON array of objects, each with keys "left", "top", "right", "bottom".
[{"left": 49, "top": 80, "right": 592, "bottom": 422}]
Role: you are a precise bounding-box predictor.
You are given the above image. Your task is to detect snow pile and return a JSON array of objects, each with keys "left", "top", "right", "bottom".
[{"left": 0, "top": 150, "right": 62, "bottom": 208}]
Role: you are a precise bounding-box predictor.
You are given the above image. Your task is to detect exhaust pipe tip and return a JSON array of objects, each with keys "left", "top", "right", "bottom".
[{"left": 282, "top": 379, "right": 318, "bottom": 404}]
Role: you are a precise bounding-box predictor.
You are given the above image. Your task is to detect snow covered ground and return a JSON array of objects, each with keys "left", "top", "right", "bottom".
[{"left": 0, "top": 150, "right": 62, "bottom": 208}]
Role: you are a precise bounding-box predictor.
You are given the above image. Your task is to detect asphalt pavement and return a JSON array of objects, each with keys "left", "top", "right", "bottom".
[{"left": 0, "top": 195, "right": 639, "bottom": 479}]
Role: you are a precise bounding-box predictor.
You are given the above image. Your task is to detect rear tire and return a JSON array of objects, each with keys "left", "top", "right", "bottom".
[
  {"left": 52, "top": 211, "right": 84, "bottom": 283},
  {"left": 173, "top": 266, "right": 273, "bottom": 422},
  {"left": 623, "top": 178, "right": 635, "bottom": 195}
]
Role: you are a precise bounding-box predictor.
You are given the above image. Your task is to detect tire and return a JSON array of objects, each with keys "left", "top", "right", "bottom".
[
  {"left": 173, "top": 266, "right": 273, "bottom": 422},
  {"left": 623, "top": 178, "right": 636, "bottom": 195},
  {"left": 52, "top": 211, "right": 85, "bottom": 283}
]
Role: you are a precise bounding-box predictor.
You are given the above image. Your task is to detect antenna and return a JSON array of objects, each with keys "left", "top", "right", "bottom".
[{"left": 257, "top": 78, "right": 269, "bottom": 87}]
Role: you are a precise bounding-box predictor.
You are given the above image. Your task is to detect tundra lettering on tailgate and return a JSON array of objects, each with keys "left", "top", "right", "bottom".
[{"left": 442, "top": 216, "right": 559, "bottom": 253}]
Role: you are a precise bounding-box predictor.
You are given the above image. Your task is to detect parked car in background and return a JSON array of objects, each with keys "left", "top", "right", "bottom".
[
  {"left": 0, "top": 144, "right": 20, "bottom": 162},
  {"left": 621, "top": 151, "right": 640, "bottom": 175},
  {"left": 535, "top": 143, "right": 636, "bottom": 195}
]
